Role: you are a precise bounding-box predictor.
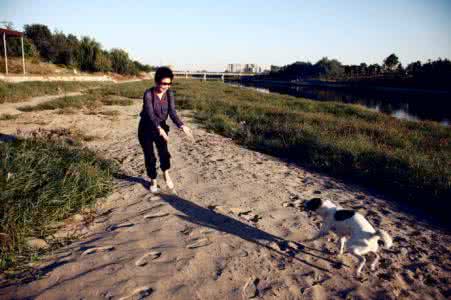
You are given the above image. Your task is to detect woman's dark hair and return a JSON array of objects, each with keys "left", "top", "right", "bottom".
[{"left": 155, "top": 67, "right": 174, "bottom": 83}]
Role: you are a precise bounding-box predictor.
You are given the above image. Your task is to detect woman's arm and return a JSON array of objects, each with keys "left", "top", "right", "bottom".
[{"left": 167, "top": 90, "right": 184, "bottom": 128}]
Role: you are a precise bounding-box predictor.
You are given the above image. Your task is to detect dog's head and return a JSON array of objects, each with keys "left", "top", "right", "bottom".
[{"left": 304, "top": 198, "right": 323, "bottom": 212}]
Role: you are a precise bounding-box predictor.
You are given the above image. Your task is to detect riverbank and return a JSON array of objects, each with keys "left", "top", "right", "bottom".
[
  {"left": 172, "top": 79, "right": 450, "bottom": 224},
  {"left": 226, "top": 79, "right": 451, "bottom": 125},
  {"left": 238, "top": 78, "right": 451, "bottom": 96}
]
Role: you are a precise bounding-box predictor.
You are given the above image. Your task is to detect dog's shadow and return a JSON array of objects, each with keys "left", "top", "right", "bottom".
[{"left": 116, "top": 173, "right": 348, "bottom": 273}]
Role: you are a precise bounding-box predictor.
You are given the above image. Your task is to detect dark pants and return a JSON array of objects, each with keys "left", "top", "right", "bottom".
[{"left": 138, "top": 119, "right": 171, "bottom": 179}]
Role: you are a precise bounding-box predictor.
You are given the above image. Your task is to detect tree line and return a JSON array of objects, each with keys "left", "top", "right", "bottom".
[
  {"left": 268, "top": 54, "right": 451, "bottom": 90},
  {"left": 0, "top": 23, "right": 155, "bottom": 75}
]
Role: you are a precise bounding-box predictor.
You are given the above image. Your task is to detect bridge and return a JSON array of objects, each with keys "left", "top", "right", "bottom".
[{"left": 150, "top": 71, "right": 256, "bottom": 81}]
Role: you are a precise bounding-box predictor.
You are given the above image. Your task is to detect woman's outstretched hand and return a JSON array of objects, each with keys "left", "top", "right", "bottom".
[
  {"left": 181, "top": 125, "right": 195, "bottom": 142},
  {"left": 158, "top": 127, "right": 169, "bottom": 142}
]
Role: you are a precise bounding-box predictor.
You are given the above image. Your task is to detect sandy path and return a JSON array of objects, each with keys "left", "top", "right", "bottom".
[
  {"left": 0, "top": 92, "right": 83, "bottom": 116},
  {"left": 0, "top": 98, "right": 449, "bottom": 300}
]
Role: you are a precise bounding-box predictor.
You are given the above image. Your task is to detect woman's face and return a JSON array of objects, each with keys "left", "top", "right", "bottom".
[{"left": 156, "top": 77, "right": 172, "bottom": 93}]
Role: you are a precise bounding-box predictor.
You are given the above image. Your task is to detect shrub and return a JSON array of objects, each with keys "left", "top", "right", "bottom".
[{"left": 0, "top": 136, "right": 117, "bottom": 270}]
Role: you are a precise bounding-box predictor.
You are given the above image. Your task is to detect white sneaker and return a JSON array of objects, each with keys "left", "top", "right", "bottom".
[
  {"left": 164, "top": 171, "right": 174, "bottom": 190},
  {"left": 149, "top": 180, "right": 160, "bottom": 193}
]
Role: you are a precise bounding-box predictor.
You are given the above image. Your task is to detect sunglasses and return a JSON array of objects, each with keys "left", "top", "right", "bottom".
[{"left": 159, "top": 81, "right": 172, "bottom": 86}]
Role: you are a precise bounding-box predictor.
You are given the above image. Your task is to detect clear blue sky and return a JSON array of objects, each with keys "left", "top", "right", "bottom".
[{"left": 2, "top": 0, "right": 450, "bottom": 71}]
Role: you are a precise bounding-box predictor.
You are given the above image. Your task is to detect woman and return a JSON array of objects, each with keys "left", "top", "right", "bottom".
[{"left": 138, "top": 67, "right": 193, "bottom": 193}]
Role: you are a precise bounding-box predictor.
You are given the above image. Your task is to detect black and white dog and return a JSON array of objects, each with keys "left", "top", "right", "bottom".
[{"left": 303, "top": 198, "right": 393, "bottom": 276}]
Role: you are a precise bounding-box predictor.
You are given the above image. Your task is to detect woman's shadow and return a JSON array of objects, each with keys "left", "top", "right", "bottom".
[{"left": 115, "top": 173, "right": 347, "bottom": 273}]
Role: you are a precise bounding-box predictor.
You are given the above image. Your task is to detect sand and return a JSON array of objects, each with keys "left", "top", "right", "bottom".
[{"left": 0, "top": 95, "right": 450, "bottom": 300}]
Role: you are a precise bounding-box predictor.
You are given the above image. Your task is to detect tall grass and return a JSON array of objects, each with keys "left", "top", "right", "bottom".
[
  {"left": 0, "top": 135, "right": 117, "bottom": 271},
  {"left": 0, "top": 81, "right": 111, "bottom": 104}
]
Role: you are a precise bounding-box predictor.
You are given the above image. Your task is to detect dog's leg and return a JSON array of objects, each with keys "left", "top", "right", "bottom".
[
  {"left": 352, "top": 249, "right": 366, "bottom": 277},
  {"left": 356, "top": 255, "right": 366, "bottom": 276},
  {"left": 370, "top": 253, "right": 380, "bottom": 271},
  {"left": 338, "top": 236, "right": 346, "bottom": 256}
]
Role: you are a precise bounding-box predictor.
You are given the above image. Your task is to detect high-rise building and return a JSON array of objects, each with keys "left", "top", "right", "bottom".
[
  {"left": 244, "top": 64, "right": 258, "bottom": 73},
  {"left": 226, "top": 64, "right": 264, "bottom": 73},
  {"left": 226, "top": 64, "right": 243, "bottom": 73}
]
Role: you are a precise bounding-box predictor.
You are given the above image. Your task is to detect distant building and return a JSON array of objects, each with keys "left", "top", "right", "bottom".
[
  {"left": 226, "top": 64, "right": 243, "bottom": 73},
  {"left": 243, "top": 64, "right": 257, "bottom": 73},
  {"left": 226, "top": 63, "right": 264, "bottom": 73}
]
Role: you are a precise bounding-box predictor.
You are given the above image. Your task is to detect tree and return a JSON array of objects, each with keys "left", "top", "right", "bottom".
[
  {"left": 53, "top": 31, "right": 70, "bottom": 64},
  {"left": 0, "top": 36, "right": 38, "bottom": 58},
  {"left": 64, "top": 34, "right": 81, "bottom": 66},
  {"left": 358, "top": 63, "right": 368, "bottom": 76},
  {"left": 314, "top": 57, "right": 344, "bottom": 79},
  {"left": 24, "top": 24, "right": 55, "bottom": 61},
  {"left": 133, "top": 60, "right": 154, "bottom": 72},
  {"left": 367, "top": 64, "right": 381, "bottom": 76},
  {"left": 110, "top": 48, "right": 131, "bottom": 74},
  {"left": 383, "top": 53, "right": 400, "bottom": 71},
  {"left": 78, "top": 36, "right": 101, "bottom": 72},
  {"left": 95, "top": 50, "right": 112, "bottom": 72},
  {"left": 406, "top": 61, "right": 422, "bottom": 75}
]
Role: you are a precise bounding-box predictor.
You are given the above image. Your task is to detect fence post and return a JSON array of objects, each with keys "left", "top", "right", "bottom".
[
  {"left": 3, "top": 32, "right": 8, "bottom": 75},
  {"left": 21, "top": 36, "right": 26, "bottom": 74}
]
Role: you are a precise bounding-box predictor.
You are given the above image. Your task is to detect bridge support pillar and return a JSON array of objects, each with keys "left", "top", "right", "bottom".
[{"left": 203, "top": 73, "right": 206, "bottom": 81}]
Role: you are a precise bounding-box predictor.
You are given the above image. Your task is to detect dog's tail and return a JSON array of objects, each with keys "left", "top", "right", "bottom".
[{"left": 375, "top": 229, "right": 393, "bottom": 249}]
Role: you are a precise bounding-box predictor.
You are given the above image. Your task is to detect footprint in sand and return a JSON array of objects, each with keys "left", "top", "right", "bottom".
[
  {"left": 106, "top": 222, "right": 134, "bottom": 232},
  {"left": 118, "top": 286, "right": 153, "bottom": 300},
  {"left": 241, "top": 213, "right": 261, "bottom": 223},
  {"left": 200, "top": 229, "right": 215, "bottom": 235},
  {"left": 187, "top": 238, "right": 211, "bottom": 249},
  {"left": 147, "top": 196, "right": 161, "bottom": 201},
  {"left": 81, "top": 245, "right": 114, "bottom": 256},
  {"left": 135, "top": 251, "right": 162, "bottom": 266},
  {"left": 144, "top": 212, "right": 170, "bottom": 219}
]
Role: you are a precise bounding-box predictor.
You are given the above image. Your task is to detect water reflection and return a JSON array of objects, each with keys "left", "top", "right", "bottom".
[{"left": 227, "top": 82, "right": 450, "bottom": 126}]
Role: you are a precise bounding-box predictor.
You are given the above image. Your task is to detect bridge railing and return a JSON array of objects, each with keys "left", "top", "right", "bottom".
[{"left": 172, "top": 71, "right": 255, "bottom": 81}]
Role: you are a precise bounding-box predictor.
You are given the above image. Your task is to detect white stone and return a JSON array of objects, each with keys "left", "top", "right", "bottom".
[{"left": 26, "top": 238, "right": 49, "bottom": 250}]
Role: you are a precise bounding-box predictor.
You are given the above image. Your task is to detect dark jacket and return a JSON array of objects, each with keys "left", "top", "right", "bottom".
[{"left": 139, "top": 87, "right": 184, "bottom": 133}]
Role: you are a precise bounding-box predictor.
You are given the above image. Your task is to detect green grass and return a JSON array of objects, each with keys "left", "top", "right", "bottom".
[
  {"left": 17, "top": 94, "right": 134, "bottom": 112},
  {"left": 0, "top": 81, "right": 112, "bottom": 104},
  {"left": 0, "top": 134, "right": 117, "bottom": 272},
  {"left": 90, "top": 80, "right": 151, "bottom": 99},
  {"left": 17, "top": 94, "right": 101, "bottom": 112},
  {"left": 101, "top": 98, "right": 134, "bottom": 106}
]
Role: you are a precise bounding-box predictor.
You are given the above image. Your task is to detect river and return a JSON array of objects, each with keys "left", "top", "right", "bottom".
[{"left": 226, "top": 81, "right": 450, "bottom": 126}]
